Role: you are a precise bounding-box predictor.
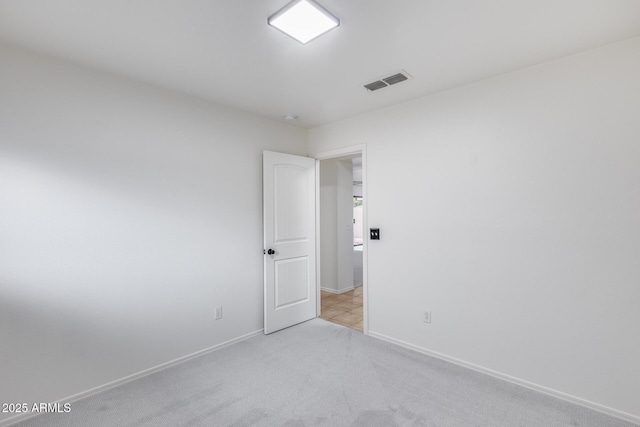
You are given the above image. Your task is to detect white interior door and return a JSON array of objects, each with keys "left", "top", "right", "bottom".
[{"left": 263, "top": 151, "right": 317, "bottom": 334}]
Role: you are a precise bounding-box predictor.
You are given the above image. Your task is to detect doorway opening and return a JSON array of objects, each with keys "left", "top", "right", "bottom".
[{"left": 316, "top": 147, "right": 367, "bottom": 333}]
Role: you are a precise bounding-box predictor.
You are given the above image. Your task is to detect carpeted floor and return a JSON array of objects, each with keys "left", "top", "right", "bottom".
[{"left": 14, "top": 319, "right": 637, "bottom": 426}]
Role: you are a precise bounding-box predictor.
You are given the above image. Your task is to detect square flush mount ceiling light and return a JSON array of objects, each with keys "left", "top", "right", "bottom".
[{"left": 268, "top": 0, "right": 340, "bottom": 44}]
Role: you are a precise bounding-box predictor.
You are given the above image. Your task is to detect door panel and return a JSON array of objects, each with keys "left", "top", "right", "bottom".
[
  {"left": 264, "top": 151, "right": 316, "bottom": 334},
  {"left": 275, "top": 256, "right": 309, "bottom": 308},
  {"left": 274, "top": 165, "right": 309, "bottom": 242}
]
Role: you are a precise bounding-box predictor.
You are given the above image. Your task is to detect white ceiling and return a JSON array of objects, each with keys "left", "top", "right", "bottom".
[{"left": 1, "top": 1, "right": 640, "bottom": 128}]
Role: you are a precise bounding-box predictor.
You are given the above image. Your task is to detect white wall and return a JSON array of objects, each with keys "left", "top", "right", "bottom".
[
  {"left": 319, "top": 159, "right": 354, "bottom": 293},
  {"left": 309, "top": 37, "right": 640, "bottom": 421},
  {"left": 336, "top": 160, "right": 354, "bottom": 292},
  {"left": 0, "top": 42, "right": 307, "bottom": 423},
  {"left": 319, "top": 159, "right": 338, "bottom": 292}
]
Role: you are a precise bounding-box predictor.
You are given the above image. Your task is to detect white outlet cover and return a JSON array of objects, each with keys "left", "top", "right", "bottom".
[{"left": 424, "top": 311, "right": 431, "bottom": 324}]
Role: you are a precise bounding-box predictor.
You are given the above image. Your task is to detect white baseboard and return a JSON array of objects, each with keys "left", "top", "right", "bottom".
[
  {"left": 368, "top": 331, "right": 640, "bottom": 426},
  {"left": 321, "top": 286, "right": 355, "bottom": 294},
  {"left": 0, "top": 329, "right": 263, "bottom": 427}
]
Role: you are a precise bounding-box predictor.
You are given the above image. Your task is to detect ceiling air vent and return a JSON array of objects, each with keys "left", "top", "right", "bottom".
[
  {"left": 364, "top": 71, "right": 410, "bottom": 92},
  {"left": 364, "top": 80, "right": 387, "bottom": 91},
  {"left": 383, "top": 73, "right": 408, "bottom": 86}
]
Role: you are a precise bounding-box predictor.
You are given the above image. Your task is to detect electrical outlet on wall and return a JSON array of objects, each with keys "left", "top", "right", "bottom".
[
  {"left": 215, "top": 306, "right": 223, "bottom": 320},
  {"left": 424, "top": 311, "right": 431, "bottom": 324}
]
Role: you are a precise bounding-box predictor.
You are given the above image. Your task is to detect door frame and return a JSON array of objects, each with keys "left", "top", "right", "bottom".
[{"left": 314, "top": 144, "right": 368, "bottom": 335}]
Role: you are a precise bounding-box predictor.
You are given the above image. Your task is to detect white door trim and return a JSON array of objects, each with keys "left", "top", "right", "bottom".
[{"left": 314, "top": 144, "right": 368, "bottom": 335}]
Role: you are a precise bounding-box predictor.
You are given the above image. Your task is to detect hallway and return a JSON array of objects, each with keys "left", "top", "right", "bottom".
[{"left": 320, "top": 287, "right": 363, "bottom": 332}]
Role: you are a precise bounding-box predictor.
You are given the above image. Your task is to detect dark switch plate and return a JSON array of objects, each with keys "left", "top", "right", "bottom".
[{"left": 370, "top": 228, "right": 380, "bottom": 240}]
